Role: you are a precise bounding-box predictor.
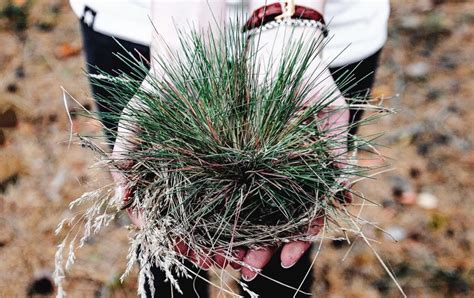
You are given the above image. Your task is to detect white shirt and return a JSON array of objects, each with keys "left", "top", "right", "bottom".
[
  {"left": 324, "top": 0, "right": 389, "bottom": 66},
  {"left": 70, "top": 0, "right": 389, "bottom": 67}
]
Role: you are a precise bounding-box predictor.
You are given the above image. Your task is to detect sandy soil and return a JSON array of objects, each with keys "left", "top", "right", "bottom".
[{"left": 0, "top": 0, "right": 473, "bottom": 297}]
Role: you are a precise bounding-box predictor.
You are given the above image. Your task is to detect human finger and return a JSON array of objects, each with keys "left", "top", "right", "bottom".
[
  {"left": 229, "top": 247, "right": 247, "bottom": 270},
  {"left": 213, "top": 249, "right": 228, "bottom": 268},
  {"left": 240, "top": 246, "right": 275, "bottom": 282},
  {"left": 280, "top": 216, "right": 324, "bottom": 268}
]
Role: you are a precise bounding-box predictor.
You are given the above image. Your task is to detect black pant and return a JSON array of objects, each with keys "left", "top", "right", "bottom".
[
  {"left": 80, "top": 17, "right": 381, "bottom": 298},
  {"left": 80, "top": 21, "right": 150, "bottom": 144},
  {"left": 329, "top": 51, "right": 382, "bottom": 140}
]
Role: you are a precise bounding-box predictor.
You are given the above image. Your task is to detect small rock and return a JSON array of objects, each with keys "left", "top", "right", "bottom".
[
  {"left": 416, "top": 142, "right": 430, "bottom": 156},
  {"left": 408, "top": 231, "right": 423, "bottom": 242},
  {"left": 15, "top": 65, "right": 25, "bottom": 78},
  {"left": 399, "top": 15, "right": 423, "bottom": 31},
  {"left": 6, "top": 82, "right": 18, "bottom": 93},
  {"left": 382, "top": 199, "right": 396, "bottom": 208},
  {"left": 385, "top": 226, "right": 407, "bottom": 241},
  {"left": 372, "top": 278, "right": 390, "bottom": 294},
  {"left": 400, "top": 191, "right": 417, "bottom": 205},
  {"left": 391, "top": 176, "right": 416, "bottom": 205},
  {"left": 27, "top": 271, "right": 54, "bottom": 296},
  {"left": 433, "top": 133, "right": 450, "bottom": 145},
  {"left": 405, "top": 62, "right": 430, "bottom": 80},
  {"left": 417, "top": 192, "right": 439, "bottom": 209},
  {"left": 48, "top": 113, "right": 58, "bottom": 123},
  {"left": 439, "top": 54, "right": 458, "bottom": 70},
  {"left": 409, "top": 167, "right": 421, "bottom": 179},
  {"left": 446, "top": 228, "right": 455, "bottom": 238},
  {"left": 391, "top": 176, "right": 410, "bottom": 196},
  {"left": 0, "top": 108, "right": 18, "bottom": 128},
  {"left": 447, "top": 104, "right": 461, "bottom": 114},
  {"left": 426, "top": 88, "right": 441, "bottom": 101},
  {"left": 54, "top": 43, "right": 81, "bottom": 59}
]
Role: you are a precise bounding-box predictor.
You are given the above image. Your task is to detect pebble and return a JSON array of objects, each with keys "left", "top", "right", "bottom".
[
  {"left": 15, "top": 65, "right": 25, "bottom": 78},
  {"left": 6, "top": 83, "right": 18, "bottom": 93},
  {"left": 27, "top": 271, "right": 54, "bottom": 296},
  {"left": 384, "top": 226, "right": 407, "bottom": 242},
  {"left": 382, "top": 199, "right": 396, "bottom": 208},
  {"left": 409, "top": 167, "right": 422, "bottom": 179},
  {"left": 426, "top": 88, "right": 441, "bottom": 101},
  {"left": 391, "top": 176, "right": 411, "bottom": 196},
  {"left": 399, "top": 191, "right": 417, "bottom": 205},
  {"left": 54, "top": 43, "right": 81, "bottom": 59},
  {"left": 0, "top": 108, "right": 18, "bottom": 128},
  {"left": 391, "top": 176, "right": 416, "bottom": 205},
  {"left": 417, "top": 192, "right": 439, "bottom": 209},
  {"left": 439, "top": 54, "right": 458, "bottom": 70},
  {"left": 399, "top": 15, "right": 423, "bottom": 31},
  {"left": 405, "top": 62, "right": 430, "bottom": 80}
]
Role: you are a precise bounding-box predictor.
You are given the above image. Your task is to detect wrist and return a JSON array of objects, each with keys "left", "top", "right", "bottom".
[{"left": 244, "top": 2, "right": 327, "bottom": 37}]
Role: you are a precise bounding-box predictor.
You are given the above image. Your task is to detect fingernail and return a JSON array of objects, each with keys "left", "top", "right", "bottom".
[
  {"left": 281, "top": 261, "right": 297, "bottom": 269},
  {"left": 230, "top": 263, "right": 241, "bottom": 270},
  {"left": 242, "top": 273, "right": 257, "bottom": 282},
  {"left": 194, "top": 262, "right": 210, "bottom": 271}
]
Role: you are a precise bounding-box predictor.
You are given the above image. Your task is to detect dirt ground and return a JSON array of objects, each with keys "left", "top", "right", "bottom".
[{"left": 0, "top": 0, "right": 473, "bottom": 297}]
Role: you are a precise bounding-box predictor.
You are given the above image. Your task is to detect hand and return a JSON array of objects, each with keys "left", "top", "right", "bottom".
[
  {"left": 239, "top": 102, "right": 350, "bottom": 282},
  {"left": 110, "top": 103, "right": 349, "bottom": 276},
  {"left": 110, "top": 95, "right": 249, "bottom": 271},
  {"left": 111, "top": 16, "right": 353, "bottom": 275},
  {"left": 237, "top": 22, "right": 352, "bottom": 281}
]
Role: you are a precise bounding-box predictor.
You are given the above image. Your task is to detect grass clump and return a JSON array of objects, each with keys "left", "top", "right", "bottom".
[{"left": 55, "top": 22, "right": 389, "bottom": 296}]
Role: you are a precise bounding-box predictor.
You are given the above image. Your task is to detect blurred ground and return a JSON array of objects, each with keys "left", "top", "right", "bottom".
[{"left": 0, "top": 0, "right": 473, "bottom": 297}]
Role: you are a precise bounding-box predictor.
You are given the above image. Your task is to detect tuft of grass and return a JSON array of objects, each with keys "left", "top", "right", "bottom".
[
  {"left": 56, "top": 21, "right": 392, "bottom": 297},
  {"left": 94, "top": 24, "right": 366, "bottom": 246}
]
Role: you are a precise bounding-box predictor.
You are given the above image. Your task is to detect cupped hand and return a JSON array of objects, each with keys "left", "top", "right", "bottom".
[
  {"left": 239, "top": 215, "right": 325, "bottom": 282},
  {"left": 110, "top": 102, "right": 247, "bottom": 270},
  {"left": 110, "top": 19, "right": 354, "bottom": 275},
  {"left": 239, "top": 101, "right": 350, "bottom": 282}
]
